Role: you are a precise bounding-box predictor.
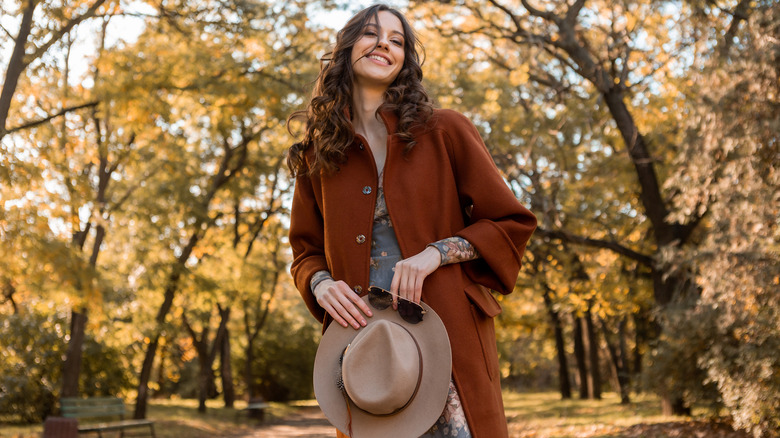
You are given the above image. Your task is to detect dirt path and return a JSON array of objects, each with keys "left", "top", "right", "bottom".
[
  {"left": 231, "top": 406, "right": 334, "bottom": 438},
  {"left": 225, "top": 406, "right": 751, "bottom": 438}
]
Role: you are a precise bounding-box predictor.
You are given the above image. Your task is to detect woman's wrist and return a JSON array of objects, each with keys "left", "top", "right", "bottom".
[{"left": 310, "top": 270, "right": 333, "bottom": 297}]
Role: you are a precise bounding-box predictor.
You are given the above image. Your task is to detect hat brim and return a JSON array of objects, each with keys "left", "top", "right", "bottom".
[{"left": 314, "top": 295, "right": 452, "bottom": 438}]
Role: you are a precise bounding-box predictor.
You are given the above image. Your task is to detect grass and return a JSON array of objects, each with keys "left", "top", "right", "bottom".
[
  {"left": 1, "top": 392, "right": 747, "bottom": 438},
  {"left": 0, "top": 398, "right": 297, "bottom": 438},
  {"left": 504, "top": 392, "right": 746, "bottom": 438}
]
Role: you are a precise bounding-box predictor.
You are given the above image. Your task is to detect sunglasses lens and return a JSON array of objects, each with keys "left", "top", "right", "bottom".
[
  {"left": 397, "top": 301, "right": 423, "bottom": 324},
  {"left": 368, "top": 287, "right": 426, "bottom": 324},
  {"left": 368, "top": 287, "right": 392, "bottom": 310}
]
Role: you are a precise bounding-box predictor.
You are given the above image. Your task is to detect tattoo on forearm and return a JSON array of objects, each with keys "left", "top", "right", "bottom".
[{"left": 429, "top": 237, "right": 480, "bottom": 266}]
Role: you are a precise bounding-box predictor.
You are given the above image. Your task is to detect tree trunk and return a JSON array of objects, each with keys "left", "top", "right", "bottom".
[
  {"left": 0, "top": 0, "right": 35, "bottom": 137},
  {"left": 543, "top": 290, "right": 571, "bottom": 399},
  {"left": 583, "top": 306, "right": 602, "bottom": 400},
  {"left": 602, "top": 317, "right": 631, "bottom": 404},
  {"left": 244, "top": 339, "right": 256, "bottom": 398},
  {"left": 617, "top": 318, "right": 632, "bottom": 403},
  {"left": 135, "top": 336, "right": 160, "bottom": 418},
  {"left": 181, "top": 304, "right": 232, "bottom": 413},
  {"left": 573, "top": 316, "right": 589, "bottom": 399},
  {"left": 61, "top": 310, "right": 88, "bottom": 398},
  {"left": 182, "top": 312, "right": 212, "bottom": 413},
  {"left": 156, "top": 341, "right": 168, "bottom": 396},
  {"left": 135, "top": 267, "right": 184, "bottom": 419},
  {"left": 662, "top": 395, "right": 692, "bottom": 416},
  {"left": 197, "top": 355, "right": 210, "bottom": 413},
  {"left": 221, "top": 325, "right": 235, "bottom": 408},
  {"left": 633, "top": 312, "right": 645, "bottom": 379}
]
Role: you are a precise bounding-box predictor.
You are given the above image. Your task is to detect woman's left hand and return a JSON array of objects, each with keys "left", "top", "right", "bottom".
[{"left": 390, "top": 246, "right": 441, "bottom": 306}]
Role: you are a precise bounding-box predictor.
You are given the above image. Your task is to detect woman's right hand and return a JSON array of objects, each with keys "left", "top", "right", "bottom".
[{"left": 313, "top": 279, "right": 373, "bottom": 330}]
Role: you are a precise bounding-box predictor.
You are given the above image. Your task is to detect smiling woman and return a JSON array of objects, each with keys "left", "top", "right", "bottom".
[{"left": 285, "top": 4, "right": 537, "bottom": 438}]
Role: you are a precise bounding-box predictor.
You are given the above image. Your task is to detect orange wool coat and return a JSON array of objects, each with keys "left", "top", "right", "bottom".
[{"left": 289, "top": 108, "right": 537, "bottom": 437}]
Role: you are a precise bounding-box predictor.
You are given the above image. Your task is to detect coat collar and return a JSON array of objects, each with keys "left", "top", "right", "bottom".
[{"left": 377, "top": 109, "right": 399, "bottom": 136}]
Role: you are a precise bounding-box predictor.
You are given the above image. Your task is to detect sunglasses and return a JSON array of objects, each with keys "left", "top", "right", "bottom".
[{"left": 368, "top": 286, "right": 426, "bottom": 324}]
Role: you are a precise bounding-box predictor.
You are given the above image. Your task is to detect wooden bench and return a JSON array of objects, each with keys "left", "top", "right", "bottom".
[{"left": 60, "top": 397, "right": 155, "bottom": 437}]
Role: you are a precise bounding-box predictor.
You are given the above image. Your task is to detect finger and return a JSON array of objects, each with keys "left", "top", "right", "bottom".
[
  {"left": 321, "top": 282, "right": 362, "bottom": 330},
  {"left": 322, "top": 302, "right": 350, "bottom": 328},
  {"left": 412, "top": 274, "right": 424, "bottom": 304},
  {"left": 336, "top": 282, "right": 372, "bottom": 320},
  {"left": 390, "top": 267, "right": 401, "bottom": 310},
  {"left": 401, "top": 264, "right": 417, "bottom": 303},
  {"left": 335, "top": 291, "right": 367, "bottom": 329},
  {"left": 350, "top": 291, "right": 373, "bottom": 317}
]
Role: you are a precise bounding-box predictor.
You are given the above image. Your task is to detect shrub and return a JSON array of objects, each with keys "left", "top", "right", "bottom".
[{"left": 0, "top": 306, "right": 133, "bottom": 423}]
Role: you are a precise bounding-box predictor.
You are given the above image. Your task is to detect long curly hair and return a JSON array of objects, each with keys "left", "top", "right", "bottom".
[{"left": 286, "top": 4, "right": 434, "bottom": 176}]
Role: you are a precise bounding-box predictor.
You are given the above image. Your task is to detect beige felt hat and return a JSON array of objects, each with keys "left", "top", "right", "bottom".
[{"left": 313, "top": 295, "right": 452, "bottom": 438}]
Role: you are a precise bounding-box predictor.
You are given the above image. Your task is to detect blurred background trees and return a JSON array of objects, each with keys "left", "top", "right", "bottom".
[{"left": 1, "top": 0, "right": 777, "bottom": 436}]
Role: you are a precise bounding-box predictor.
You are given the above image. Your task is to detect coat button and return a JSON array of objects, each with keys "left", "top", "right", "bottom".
[
  {"left": 359, "top": 144, "right": 364, "bottom": 150},
  {"left": 354, "top": 285, "right": 363, "bottom": 293},
  {"left": 356, "top": 234, "right": 366, "bottom": 244},
  {"left": 362, "top": 186, "right": 372, "bottom": 195}
]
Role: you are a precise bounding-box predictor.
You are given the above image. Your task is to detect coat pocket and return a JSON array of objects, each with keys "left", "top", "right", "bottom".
[
  {"left": 463, "top": 282, "right": 502, "bottom": 318},
  {"left": 464, "top": 283, "right": 501, "bottom": 381}
]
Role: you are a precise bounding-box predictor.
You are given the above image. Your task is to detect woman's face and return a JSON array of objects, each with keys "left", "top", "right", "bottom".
[{"left": 350, "top": 11, "right": 406, "bottom": 91}]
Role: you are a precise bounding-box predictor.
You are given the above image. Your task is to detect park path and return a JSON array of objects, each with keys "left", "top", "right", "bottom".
[{"left": 230, "top": 405, "right": 334, "bottom": 438}]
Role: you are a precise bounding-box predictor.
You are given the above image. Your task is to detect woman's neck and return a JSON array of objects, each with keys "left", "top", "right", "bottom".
[{"left": 351, "top": 86, "right": 386, "bottom": 137}]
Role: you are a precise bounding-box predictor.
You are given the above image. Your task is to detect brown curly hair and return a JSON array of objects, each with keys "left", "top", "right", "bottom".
[{"left": 286, "top": 4, "right": 434, "bottom": 176}]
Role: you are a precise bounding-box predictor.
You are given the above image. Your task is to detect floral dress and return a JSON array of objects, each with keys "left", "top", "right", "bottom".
[{"left": 369, "top": 170, "right": 472, "bottom": 438}]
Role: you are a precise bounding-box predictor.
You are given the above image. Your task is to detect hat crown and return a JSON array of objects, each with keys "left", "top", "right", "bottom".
[{"left": 342, "top": 320, "right": 421, "bottom": 415}]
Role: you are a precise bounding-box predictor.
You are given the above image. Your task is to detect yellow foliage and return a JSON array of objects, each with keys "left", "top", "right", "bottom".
[{"left": 509, "top": 65, "right": 530, "bottom": 87}]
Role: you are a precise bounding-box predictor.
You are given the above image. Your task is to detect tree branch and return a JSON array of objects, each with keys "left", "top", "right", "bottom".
[
  {"left": 564, "top": 0, "right": 587, "bottom": 27},
  {"left": 535, "top": 226, "right": 654, "bottom": 267},
  {"left": 26, "top": 0, "right": 109, "bottom": 65},
  {"left": 5, "top": 100, "right": 100, "bottom": 134},
  {"left": 0, "top": 0, "right": 36, "bottom": 136},
  {"left": 519, "top": 0, "right": 558, "bottom": 22},
  {"left": 719, "top": 0, "right": 752, "bottom": 58}
]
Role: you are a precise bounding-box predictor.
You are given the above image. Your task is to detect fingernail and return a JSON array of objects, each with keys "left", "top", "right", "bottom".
[{"left": 360, "top": 319, "right": 367, "bottom": 326}]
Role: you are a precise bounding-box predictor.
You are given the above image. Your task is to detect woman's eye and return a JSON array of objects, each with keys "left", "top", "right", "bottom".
[
  {"left": 391, "top": 40, "right": 403, "bottom": 47},
  {"left": 364, "top": 30, "right": 377, "bottom": 36}
]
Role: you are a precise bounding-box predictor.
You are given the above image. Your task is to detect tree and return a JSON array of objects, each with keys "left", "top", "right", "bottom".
[
  {"left": 414, "top": 0, "right": 778, "bottom": 429},
  {"left": 0, "top": 0, "right": 108, "bottom": 140},
  {"left": 85, "top": 0, "right": 322, "bottom": 417}
]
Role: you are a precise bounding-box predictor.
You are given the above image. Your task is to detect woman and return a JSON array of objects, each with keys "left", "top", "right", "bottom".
[{"left": 287, "top": 4, "right": 536, "bottom": 437}]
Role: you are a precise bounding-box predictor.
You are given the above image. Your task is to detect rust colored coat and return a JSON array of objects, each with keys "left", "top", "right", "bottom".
[{"left": 289, "top": 108, "right": 537, "bottom": 437}]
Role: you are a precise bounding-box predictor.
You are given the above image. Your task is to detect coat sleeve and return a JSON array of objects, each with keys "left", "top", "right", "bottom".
[
  {"left": 441, "top": 110, "right": 537, "bottom": 294},
  {"left": 289, "top": 171, "right": 328, "bottom": 322}
]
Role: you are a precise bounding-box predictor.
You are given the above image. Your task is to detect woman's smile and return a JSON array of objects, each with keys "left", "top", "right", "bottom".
[{"left": 366, "top": 53, "right": 391, "bottom": 65}]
